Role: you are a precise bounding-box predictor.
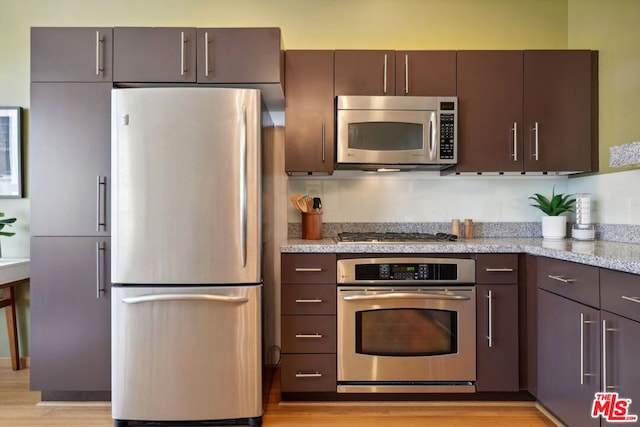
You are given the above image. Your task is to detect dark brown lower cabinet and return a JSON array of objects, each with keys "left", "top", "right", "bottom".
[
  {"left": 475, "top": 284, "right": 519, "bottom": 392},
  {"left": 30, "top": 236, "right": 111, "bottom": 400},
  {"left": 537, "top": 289, "right": 600, "bottom": 427}
]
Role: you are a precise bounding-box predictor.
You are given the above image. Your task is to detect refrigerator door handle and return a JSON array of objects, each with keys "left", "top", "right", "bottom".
[
  {"left": 240, "top": 104, "right": 247, "bottom": 268},
  {"left": 122, "top": 294, "right": 249, "bottom": 304}
]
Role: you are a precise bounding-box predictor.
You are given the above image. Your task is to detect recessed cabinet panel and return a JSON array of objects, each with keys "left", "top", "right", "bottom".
[
  {"left": 395, "top": 50, "right": 457, "bottom": 96},
  {"left": 335, "top": 50, "right": 396, "bottom": 96},
  {"left": 31, "top": 27, "right": 113, "bottom": 82},
  {"left": 113, "top": 27, "right": 197, "bottom": 82}
]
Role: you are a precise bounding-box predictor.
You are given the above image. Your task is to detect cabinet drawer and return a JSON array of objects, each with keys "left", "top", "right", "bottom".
[
  {"left": 282, "top": 285, "right": 336, "bottom": 315},
  {"left": 601, "top": 269, "right": 640, "bottom": 323},
  {"left": 280, "top": 354, "right": 336, "bottom": 392},
  {"left": 476, "top": 254, "right": 518, "bottom": 284},
  {"left": 282, "top": 254, "right": 336, "bottom": 285},
  {"left": 281, "top": 315, "right": 336, "bottom": 353},
  {"left": 537, "top": 257, "right": 599, "bottom": 307}
]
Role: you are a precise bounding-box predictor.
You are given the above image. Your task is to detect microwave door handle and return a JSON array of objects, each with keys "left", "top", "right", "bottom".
[{"left": 429, "top": 112, "right": 437, "bottom": 160}]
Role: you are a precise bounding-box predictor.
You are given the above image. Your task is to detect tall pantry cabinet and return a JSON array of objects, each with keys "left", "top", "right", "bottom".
[{"left": 30, "top": 27, "right": 112, "bottom": 400}]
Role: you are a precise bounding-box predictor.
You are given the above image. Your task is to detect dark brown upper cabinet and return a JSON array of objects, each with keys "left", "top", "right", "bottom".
[
  {"left": 113, "top": 27, "right": 197, "bottom": 82},
  {"left": 334, "top": 50, "right": 396, "bottom": 96},
  {"left": 285, "top": 50, "right": 335, "bottom": 174},
  {"left": 31, "top": 27, "right": 113, "bottom": 82},
  {"left": 196, "top": 28, "right": 282, "bottom": 84},
  {"left": 456, "top": 50, "right": 598, "bottom": 174},
  {"left": 395, "top": 51, "right": 457, "bottom": 96},
  {"left": 456, "top": 50, "right": 524, "bottom": 173},
  {"left": 523, "top": 50, "right": 598, "bottom": 173}
]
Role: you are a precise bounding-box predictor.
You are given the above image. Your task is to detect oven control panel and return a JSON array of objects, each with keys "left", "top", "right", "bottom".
[{"left": 337, "top": 257, "right": 475, "bottom": 284}]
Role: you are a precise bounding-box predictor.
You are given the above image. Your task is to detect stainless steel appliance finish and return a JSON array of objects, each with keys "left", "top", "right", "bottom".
[
  {"left": 112, "top": 285, "right": 261, "bottom": 421},
  {"left": 336, "top": 96, "right": 458, "bottom": 171},
  {"left": 337, "top": 232, "right": 459, "bottom": 244},
  {"left": 337, "top": 257, "right": 476, "bottom": 393},
  {"left": 111, "top": 87, "right": 263, "bottom": 426}
]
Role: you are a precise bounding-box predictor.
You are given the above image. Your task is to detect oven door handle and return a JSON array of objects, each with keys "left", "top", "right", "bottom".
[{"left": 342, "top": 292, "right": 471, "bottom": 301}]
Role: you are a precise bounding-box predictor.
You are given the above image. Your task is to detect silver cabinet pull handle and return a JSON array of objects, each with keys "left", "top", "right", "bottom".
[
  {"left": 511, "top": 122, "right": 518, "bottom": 161},
  {"left": 580, "top": 313, "right": 597, "bottom": 385},
  {"left": 532, "top": 122, "right": 539, "bottom": 161},
  {"left": 123, "top": 294, "right": 249, "bottom": 304},
  {"left": 404, "top": 54, "right": 409, "bottom": 95},
  {"left": 321, "top": 122, "right": 326, "bottom": 162},
  {"left": 95, "top": 31, "right": 103, "bottom": 76},
  {"left": 180, "top": 31, "right": 186, "bottom": 76},
  {"left": 602, "top": 320, "right": 619, "bottom": 391},
  {"left": 295, "top": 299, "right": 323, "bottom": 304},
  {"left": 548, "top": 275, "right": 575, "bottom": 283},
  {"left": 486, "top": 268, "right": 514, "bottom": 272},
  {"left": 621, "top": 295, "right": 640, "bottom": 304},
  {"left": 96, "top": 176, "right": 107, "bottom": 232},
  {"left": 204, "top": 31, "right": 210, "bottom": 77},
  {"left": 239, "top": 105, "right": 247, "bottom": 268},
  {"left": 383, "top": 54, "right": 388, "bottom": 94},
  {"left": 295, "top": 372, "right": 322, "bottom": 378},
  {"left": 96, "top": 241, "right": 106, "bottom": 299},
  {"left": 295, "top": 333, "right": 323, "bottom": 339},
  {"left": 486, "top": 290, "right": 493, "bottom": 348},
  {"left": 295, "top": 268, "right": 322, "bottom": 272}
]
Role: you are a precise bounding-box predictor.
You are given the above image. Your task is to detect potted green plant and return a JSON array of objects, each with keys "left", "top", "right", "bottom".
[
  {"left": 529, "top": 187, "right": 575, "bottom": 239},
  {"left": 0, "top": 212, "right": 17, "bottom": 257}
]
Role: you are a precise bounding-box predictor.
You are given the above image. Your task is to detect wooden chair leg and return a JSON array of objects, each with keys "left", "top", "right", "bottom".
[{"left": 2, "top": 286, "right": 20, "bottom": 370}]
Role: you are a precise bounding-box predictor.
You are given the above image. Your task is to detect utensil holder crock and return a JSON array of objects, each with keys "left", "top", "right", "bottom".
[{"left": 302, "top": 212, "right": 323, "bottom": 240}]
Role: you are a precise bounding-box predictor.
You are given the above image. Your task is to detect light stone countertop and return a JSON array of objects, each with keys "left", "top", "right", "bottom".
[{"left": 281, "top": 238, "right": 640, "bottom": 275}]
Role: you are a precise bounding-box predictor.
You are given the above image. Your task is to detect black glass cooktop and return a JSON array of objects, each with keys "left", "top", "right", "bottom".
[{"left": 337, "top": 232, "right": 458, "bottom": 243}]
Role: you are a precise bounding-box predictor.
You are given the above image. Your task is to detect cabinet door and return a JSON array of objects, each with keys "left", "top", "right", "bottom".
[
  {"left": 30, "top": 237, "right": 111, "bottom": 393},
  {"left": 30, "top": 83, "right": 111, "bottom": 236},
  {"left": 601, "top": 311, "right": 640, "bottom": 425},
  {"left": 113, "top": 27, "right": 196, "bottom": 82},
  {"left": 456, "top": 51, "right": 523, "bottom": 172},
  {"left": 31, "top": 27, "right": 113, "bottom": 82},
  {"left": 197, "top": 28, "right": 282, "bottom": 83},
  {"left": 335, "top": 50, "right": 395, "bottom": 96},
  {"left": 285, "top": 50, "right": 335, "bottom": 174},
  {"left": 524, "top": 50, "right": 597, "bottom": 172},
  {"left": 395, "top": 51, "right": 456, "bottom": 96},
  {"left": 476, "top": 284, "right": 519, "bottom": 392},
  {"left": 538, "top": 289, "right": 600, "bottom": 427}
]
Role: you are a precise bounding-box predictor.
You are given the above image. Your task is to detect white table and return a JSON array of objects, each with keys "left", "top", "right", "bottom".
[{"left": 0, "top": 258, "right": 30, "bottom": 370}]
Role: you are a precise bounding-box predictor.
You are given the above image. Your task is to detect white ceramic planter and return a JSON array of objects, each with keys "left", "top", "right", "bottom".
[{"left": 541, "top": 215, "right": 567, "bottom": 239}]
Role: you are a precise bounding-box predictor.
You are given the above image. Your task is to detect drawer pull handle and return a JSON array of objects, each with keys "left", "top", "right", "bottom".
[
  {"left": 295, "top": 372, "right": 322, "bottom": 378},
  {"left": 295, "top": 299, "right": 323, "bottom": 303},
  {"left": 295, "top": 333, "right": 323, "bottom": 339},
  {"left": 485, "top": 268, "right": 514, "bottom": 272},
  {"left": 295, "top": 268, "right": 323, "bottom": 272},
  {"left": 548, "top": 275, "right": 576, "bottom": 283},
  {"left": 621, "top": 295, "right": 640, "bottom": 304}
]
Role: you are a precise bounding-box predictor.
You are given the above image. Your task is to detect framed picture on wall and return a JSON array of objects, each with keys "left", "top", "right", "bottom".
[{"left": 0, "top": 107, "right": 23, "bottom": 198}]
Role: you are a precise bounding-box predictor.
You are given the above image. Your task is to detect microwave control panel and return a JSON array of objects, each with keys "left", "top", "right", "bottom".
[{"left": 439, "top": 113, "right": 455, "bottom": 160}]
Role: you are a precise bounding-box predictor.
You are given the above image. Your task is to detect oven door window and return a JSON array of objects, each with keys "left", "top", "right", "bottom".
[{"left": 355, "top": 308, "right": 457, "bottom": 357}]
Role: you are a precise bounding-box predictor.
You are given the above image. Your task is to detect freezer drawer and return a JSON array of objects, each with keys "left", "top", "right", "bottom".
[{"left": 111, "top": 285, "right": 262, "bottom": 422}]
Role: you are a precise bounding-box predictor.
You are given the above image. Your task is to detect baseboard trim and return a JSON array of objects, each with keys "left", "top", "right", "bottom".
[
  {"left": 0, "top": 356, "right": 29, "bottom": 368},
  {"left": 535, "top": 402, "right": 565, "bottom": 427}
]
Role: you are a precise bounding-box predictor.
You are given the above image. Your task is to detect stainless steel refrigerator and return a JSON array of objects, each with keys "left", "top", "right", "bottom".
[{"left": 110, "top": 87, "right": 263, "bottom": 427}]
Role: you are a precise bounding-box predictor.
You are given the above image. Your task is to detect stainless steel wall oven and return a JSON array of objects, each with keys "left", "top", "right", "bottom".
[{"left": 337, "top": 257, "right": 476, "bottom": 393}]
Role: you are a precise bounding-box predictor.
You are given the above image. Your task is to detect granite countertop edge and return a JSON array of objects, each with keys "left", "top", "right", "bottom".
[{"left": 280, "top": 238, "right": 640, "bottom": 275}]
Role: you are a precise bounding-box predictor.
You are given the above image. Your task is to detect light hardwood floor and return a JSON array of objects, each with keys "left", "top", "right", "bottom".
[{"left": 0, "top": 367, "right": 556, "bottom": 426}]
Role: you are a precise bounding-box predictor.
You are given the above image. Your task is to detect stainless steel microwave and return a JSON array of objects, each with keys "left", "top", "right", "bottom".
[{"left": 336, "top": 96, "right": 458, "bottom": 171}]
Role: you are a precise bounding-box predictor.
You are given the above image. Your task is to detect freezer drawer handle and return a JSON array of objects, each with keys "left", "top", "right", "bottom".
[
  {"left": 294, "top": 268, "right": 322, "bottom": 272},
  {"left": 295, "top": 372, "right": 322, "bottom": 378},
  {"left": 122, "top": 294, "right": 249, "bottom": 304},
  {"left": 295, "top": 299, "right": 323, "bottom": 303}
]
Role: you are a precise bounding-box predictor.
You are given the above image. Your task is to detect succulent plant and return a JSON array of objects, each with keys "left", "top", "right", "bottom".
[
  {"left": 0, "top": 212, "right": 17, "bottom": 236},
  {"left": 529, "top": 187, "right": 576, "bottom": 216}
]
